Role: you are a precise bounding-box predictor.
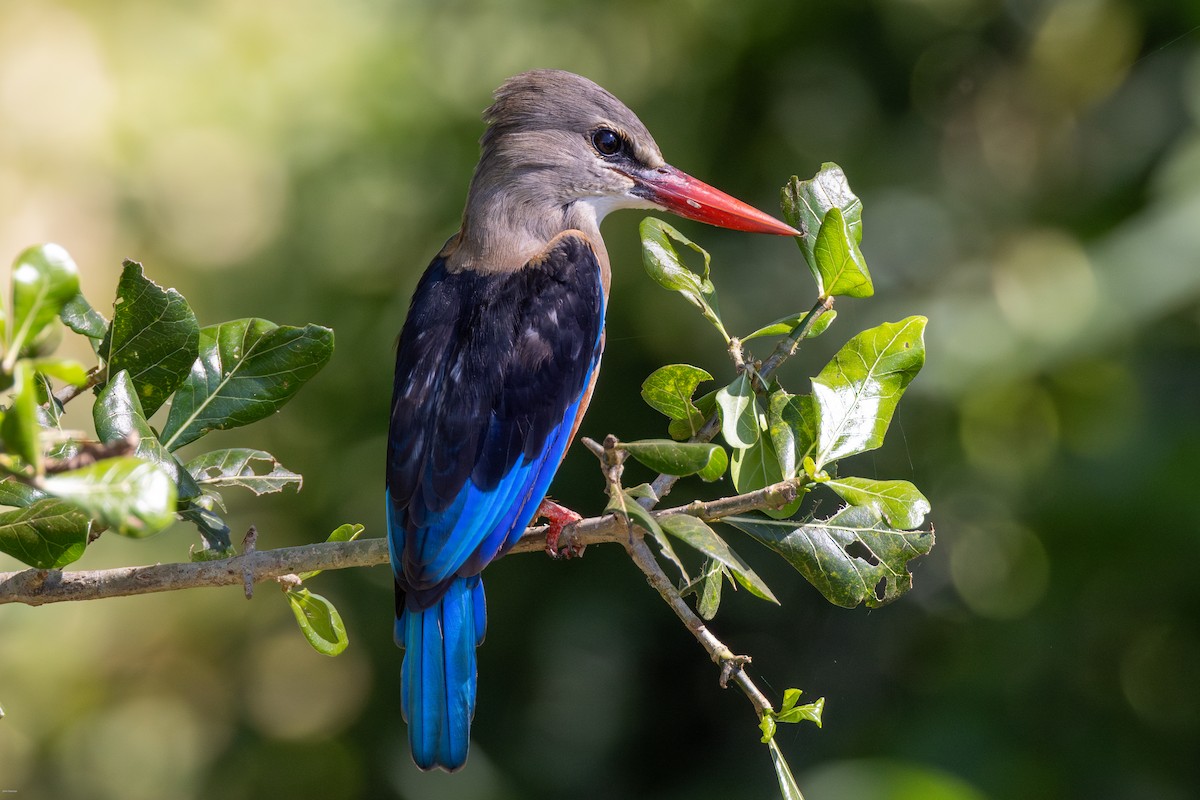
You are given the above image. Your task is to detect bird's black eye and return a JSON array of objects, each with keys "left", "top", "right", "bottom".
[{"left": 592, "top": 128, "right": 622, "bottom": 157}]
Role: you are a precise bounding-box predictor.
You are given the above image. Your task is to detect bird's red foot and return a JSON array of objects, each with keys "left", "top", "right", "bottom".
[{"left": 537, "top": 498, "right": 584, "bottom": 559}]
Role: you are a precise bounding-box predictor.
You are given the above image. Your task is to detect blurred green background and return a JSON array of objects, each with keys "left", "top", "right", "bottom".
[{"left": 2, "top": 0, "right": 1199, "bottom": 798}]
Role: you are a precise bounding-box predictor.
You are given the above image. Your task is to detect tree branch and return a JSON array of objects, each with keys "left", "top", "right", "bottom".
[{"left": 0, "top": 478, "right": 801, "bottom": 606}]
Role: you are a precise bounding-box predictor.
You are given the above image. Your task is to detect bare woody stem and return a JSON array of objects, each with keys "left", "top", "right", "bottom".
[{"left": 0, "top": 478, "right": 803, "bottom": 607}]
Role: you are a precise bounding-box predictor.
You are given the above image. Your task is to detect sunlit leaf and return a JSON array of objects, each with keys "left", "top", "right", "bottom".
[
  {"left": 619, "top": 439, "right": 727, "bottom": 479},
  {"left": 716, "top": 373, "right": 759, "bottom": 448},
  {"left": 812, "top": 316, "right": 927, "bottom": 467},
  {"left": 1, "top": 363, "right": 41, "bottom": 474},
  {"left": 32, "top": 358, "right": 89, "bottom": 388},
  {"left": 743, "top": 309, "right": 837, "bottom": 342},
  {"left": 826, "top": 477, "right": 931, "bottom": 529},
  {"left": 94, "top": 371, "right": 201, "bottom": 502},
  {"left": 43, "top": 457, "right": 177, "bottom": 538},
  {"left": 161, "top": 319, "right": 334, "bottom": 450},
  {"left": 99, "top": 260, "right": 200, "bottom": 418},
  {"left": 7, "top": 244, "right": 80, "bottom": 361},
  {"left": 813, "top": 207, "right": 873, "bottom": 298},
  {"left": 186, "top": 448, "right": 302, "bottom": 495},
  {"left": 659, "top": 513, "right": 777, "bottom": 604},
  {"left": 641, "top": 364, "right": 712, "bottom": 437},
  {"left": 776, "top": 689, "right": 825, "bottom": 727},
  {"left": 639, "top": 217, "right": 728, "bottom": 340},
  {"left": 768, "top": 391, "right": 817, "bottom": 481},
  {"left": 781, "top": 164, "right": 863, "bottom": 295},
  {"left": 286, "top": 588, "right": 349, "bottom": 656},
  {"left": 0, "top": 497, "right": 90, "bottom": 568},
  {"left": 725, "top": 505, "right": 934, "bottom": 608},
  {"left": 60, "top": 292, "right": 108, "bottom": 340},
  {"left": 730, "top": 434, "right": 802, "bottom": 519}
]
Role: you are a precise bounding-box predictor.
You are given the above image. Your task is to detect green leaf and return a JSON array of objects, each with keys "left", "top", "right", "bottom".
[
  {"left": 43, "top": 457, "right": 177, "bottom": 538},
  {"left": 99, "top": 260, "right": 200, "bottom": 418},
  {"left": 725, "top": 505, "right": 934, "bottom": 608},
  {"left": 767, "top": 740, "right": 805, "bottom": 800},
  {"left": 659, "top": 514, "right": 778, "bottom": 604},
  {"left": 716, "top": 373, "right": 759, "bottom": 448},
  {"left": 641, "top": 364, "right": 712, "bottom": 437},
  {"left": 286, "top": 588, "right": 349, "bottom": 656},
  {"left": 0, "top": 498, "right": 90, "bottom": 568},
  {"left": 619, "top": 439, "right": 727, "bottom": 480},
  {"left": 668, "top": 390, "right": 718, "bottom": 441},
  {"left": 186, "top": 448, "right": 302, "bottom": 495},
  {"left": 768, "top": 391, "right": 817, "bottom": 481},
  {"left": 178, "top": 504, "right": 232, "bottom": 552},
  {"left": 813, "top": 207, "right": 872, "bottom": 298},
  {"left": 161, "top": 319, "right": 334, "bottom": 451},
  {"left": 826, "top": 477, "right": 931, "bottom": 529},
  {"left": 0, "top": 480, "right": 48, "bottom": 508},
  {"left": 1, "top": 363, "right": 42, "bottom": 473},
  {"left": 781, "top": 164, "right": 863, "bottom": 296},
  {"left": 812, "top": 316, "right": 927, "bottom": 467},
  {"left": 730, "top": 435, "right": 801, "bottom": 519},
  {"left": 696, "top": 558, "right": 724, "bottom": 620},
  {"left": 60, "top": 292, "right": 109, "bottom": 340},
  {"left": 639, "top": 217, "right": 728, "bottom": 340},
  {"left": 299, "top": 523, "right": 366, "bottom": 581},
  {"left": 32, "top": 358, "right": 89, "bottom": 387},
  {"left": 605, "top": 487, "right": 687, "bottom": 581},
  {"left": 7, "top": 244, "right": 80, "bottom": 363},
  {"left": 776, "top": 689, "right": 825, "bottom": 727},
  {"left": 94, "top": 371, "right": 200, "bottom": 502},
  {"left": 743, "top": 309, "right": 837, "bottom": 342}
]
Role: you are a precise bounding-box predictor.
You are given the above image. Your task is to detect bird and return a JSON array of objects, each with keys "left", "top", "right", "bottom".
[{"left": 387, "top": 69, "right": 798, "bottom": 771}]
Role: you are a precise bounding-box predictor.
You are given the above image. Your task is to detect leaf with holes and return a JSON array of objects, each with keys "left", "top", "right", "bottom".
[
  {"left": 724, "top": 505, "right": 933, "bottom": 608},
  {"left": 99, "top": 261, "right": 200, "bottom": 417},
  {"left": 160, "top": 318, "right": 334, "bottom": 450},
  {"left": 812, "top": 316, "right": 926, "bottom": 467},
  {"left": 826, "top": 477, "right": 931, "bottom": 529},
  {"left": 186, "top": 448, "right": 302, "bottom": 495},
  {"left": 0, "top": 498, "right": 91, "bottom": 568}
]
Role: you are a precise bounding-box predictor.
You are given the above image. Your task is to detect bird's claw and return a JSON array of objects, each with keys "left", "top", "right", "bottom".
[{"left": 537, "top": 498, "right": 584, "bottom": 559}]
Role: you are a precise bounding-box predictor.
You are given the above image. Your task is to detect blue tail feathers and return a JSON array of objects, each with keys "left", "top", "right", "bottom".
[{"left": 398, "top": 575, "right": 486, "bottom": 771}]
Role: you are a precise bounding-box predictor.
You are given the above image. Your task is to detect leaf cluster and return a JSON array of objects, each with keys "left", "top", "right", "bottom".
[{"left": 0, "top": 249, "right": 333, "bottom": 570}]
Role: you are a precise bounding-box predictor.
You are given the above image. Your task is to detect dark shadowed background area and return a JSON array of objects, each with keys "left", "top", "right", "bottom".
[{"left": 2, "top": 1, "right": 1199, "bottom": 798}]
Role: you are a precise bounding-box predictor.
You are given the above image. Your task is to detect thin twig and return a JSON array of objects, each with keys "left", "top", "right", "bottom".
[
  {"left": 50, "top": 367, "right": 106, "bottom": 409},
  {"left": 0, "top": 479, "right": 801, "bottom": 606}
]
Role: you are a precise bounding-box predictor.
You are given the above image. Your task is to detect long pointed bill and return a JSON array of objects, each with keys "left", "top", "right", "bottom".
[{"left": 630, "top": 164, "right": 800, "bottom": 236}]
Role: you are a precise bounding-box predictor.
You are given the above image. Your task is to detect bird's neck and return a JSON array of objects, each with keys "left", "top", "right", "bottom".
[{"left": 447, "top": 182, "right": 610, "bottom": 278}]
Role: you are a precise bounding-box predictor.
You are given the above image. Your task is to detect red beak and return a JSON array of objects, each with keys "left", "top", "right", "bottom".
[{"left": 629, "top": 164, "right": 800, "bottom": 237}]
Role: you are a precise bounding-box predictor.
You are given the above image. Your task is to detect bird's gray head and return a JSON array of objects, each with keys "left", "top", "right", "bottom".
[
  {"left": 452, "top": 70, "right": 797, "bottom": 273},
  {"left": 467, "top": 71, "right": 666, "bottom": 236}
]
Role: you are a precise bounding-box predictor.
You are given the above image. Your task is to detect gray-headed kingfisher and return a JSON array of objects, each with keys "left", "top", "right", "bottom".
[{"left": 387, "top": 69, "right": 798, "bottom": 771}]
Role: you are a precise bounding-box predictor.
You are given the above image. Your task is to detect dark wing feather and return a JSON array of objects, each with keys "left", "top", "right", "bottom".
[{"left": 387, "top": 234, "right": 604, "bottom": 608}]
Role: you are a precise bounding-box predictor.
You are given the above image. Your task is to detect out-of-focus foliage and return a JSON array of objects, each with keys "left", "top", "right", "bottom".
[{"left": 2, "top": 1, "right": 1200, "bottom": 799}]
